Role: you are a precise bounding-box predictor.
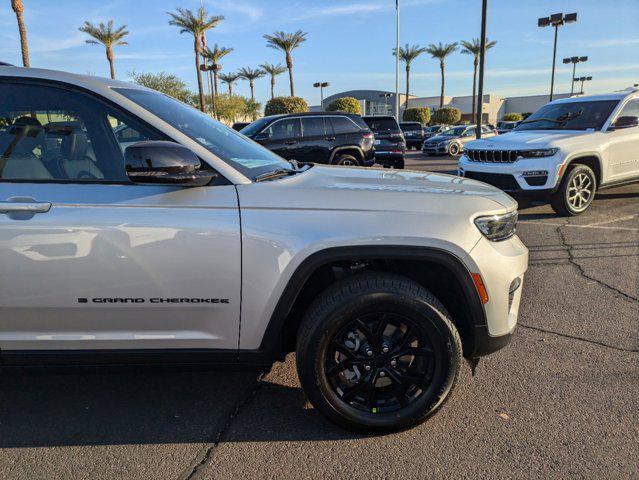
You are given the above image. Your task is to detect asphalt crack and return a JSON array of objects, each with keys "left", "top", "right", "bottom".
[
  {"left": 519, "top": 323, "right": 639, "bottom": 353},
  {"left": 179, "top": 372, "right": 265, "bottom": 480},
  {"left": 556, "top": 225, "right": 639, "bottom": 304}
]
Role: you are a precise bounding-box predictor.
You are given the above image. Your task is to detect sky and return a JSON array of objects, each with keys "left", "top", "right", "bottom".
[{"left": 1, "top": 0, "right": 638, "bottom": 107}]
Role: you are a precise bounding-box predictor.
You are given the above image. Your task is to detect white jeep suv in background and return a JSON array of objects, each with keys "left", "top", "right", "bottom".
[
  {"left": 0, "top": 66, "right": 528, "bottom": 432},
  {"left": 459, "top": 89, "right": 639, "bottom": 215}
]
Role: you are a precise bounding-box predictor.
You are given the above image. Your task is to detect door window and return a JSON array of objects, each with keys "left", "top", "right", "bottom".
[
  {"left": 267, "top": 118, "right": 302, "bottom": 140},
  {"left": 301, "top": 117, "right": 327, "bottom": 137},
  {"left": 0, "top": 82, "right": 161, "bottom": 182},
  {"left": 616, "top": 99, "right": 639, "bottom": 119},
  {"left": 330, "top": 116, "right": 358, "bottom": 134}
]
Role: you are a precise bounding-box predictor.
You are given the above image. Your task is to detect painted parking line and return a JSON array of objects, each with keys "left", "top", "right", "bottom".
[
  {"left": 583, "top": 214, "right": 638, "bottom": 227},
  {"left": 519, "top": 221, "right": 639, "bottom": 232}
]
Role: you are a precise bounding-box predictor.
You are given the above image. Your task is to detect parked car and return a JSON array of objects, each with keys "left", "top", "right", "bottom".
[
  {"left": 399, "top": 121, "right": 425, "bottom": 150},
  {"left": 459, "top": 89, "right": 639, "bottom": 215},
  {"left": 241, "top": 112, "right": 375, "bottom": 166},
  {"left": 0, "top": 66, "right": 528, "bottom": 432},
  {"left": 496, "top": 120, "right": 519, "bottom": 134},
  {"left": 362, "top": 115, "right": 406, "bottom": 168},
  {"left": 422, "top": 124, "right": 496, "bottom": 156},
  {"left": 423, "top": 124, "right": 451, "bottom": 140},
  {"left": 231, "top": 121, "right": 250, "bottom": 131}
]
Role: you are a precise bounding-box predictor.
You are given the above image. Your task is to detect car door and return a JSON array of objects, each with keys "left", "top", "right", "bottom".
[
  {"left": 0, "top": 80, "right": 241, "bottom": 355},
  {"left": 606, "top": 99, "right": 639, "bottom": 180},
  {"left": 298, "top": 116, "right": 331, "bottom": 163},
  {"left": 262, "top": 117, "right": 302, "bottom": 160}
]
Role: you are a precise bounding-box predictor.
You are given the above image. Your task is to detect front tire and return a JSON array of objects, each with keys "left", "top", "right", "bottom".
[
  {"left": 296, "top": 273, "right": 462, "bottom": 433},
  {"left": 448, "top": 143, "right": 461, "bottom": 156},
  {"left": 550, "top": 164, "right": 597, "bottom": 216},
  {"left": 334, "top": 154, "right": 360, "bottom": 167}
]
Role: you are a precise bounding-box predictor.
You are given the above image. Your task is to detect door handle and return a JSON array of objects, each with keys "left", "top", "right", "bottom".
[
  {"left": 324, "top": 137, "right": 336, "bottom": 141},
  {"left": 0, "top": 201, "right": 52, "bottom": 214},
  {"left": 284, "top": 140, "right": 297, "bottom": 145}
]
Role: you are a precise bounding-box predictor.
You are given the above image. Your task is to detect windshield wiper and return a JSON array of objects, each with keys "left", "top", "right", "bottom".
[
  {"left": 254, "top": 168, "right": 298, "bottom": 182},
  {"left": 520, "top": 110, "right": 583, "bottom": 126}
]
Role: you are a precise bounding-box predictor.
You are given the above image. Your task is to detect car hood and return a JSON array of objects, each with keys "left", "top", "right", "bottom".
[
  {"left": 239, "top": 165, "right": 517, "bottom": 212},
  {"left": 466, "top": 130, "right": 594, "bottom": 149}
]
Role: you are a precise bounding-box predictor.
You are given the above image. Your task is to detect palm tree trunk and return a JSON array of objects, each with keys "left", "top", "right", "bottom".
[
  {"left": 270, "top": 76, "right": 275, "bottom": 99},
  {"left": 194, "top": 39, "right": 205, "bottom": 112},
  {"left": 213, "top": 70, "right": 219, "bottom": 96},
  {"left": 106, "top": 47, "right": 115, "bottom": 80},
  {"left": 250, "top": 80, "right": 255, "bottom": 101},
  {"left": 11, "top": 0, "right": 29, "bottom": 67},
  {"left": 286, "top": 52, "right": 294, "bottom": 97},
  {"left": 405, "top": 64, "right": 410, "bottom": 112},
  {"left": 228, "top": 83, "right": 232, "bottom": 96},
  {"left": 471, "top": 57, "right": 478, "bottom": 121},
  {"left": 439, "top": 61, "right": 445, "bottom": 108},
  {"left": 209, "top": 70, "right": 217, "bottom": 119}
]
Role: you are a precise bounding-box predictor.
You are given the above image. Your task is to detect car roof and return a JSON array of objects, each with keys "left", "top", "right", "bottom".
[
  {"left": 262, "top": 111, "right": 361, "bottom": 120},
  {"left": 551, "top": 89, "right": 638, "bottom": 104},
  {"left": 362, "top": 115, "right": 396, "bottom": 120}
]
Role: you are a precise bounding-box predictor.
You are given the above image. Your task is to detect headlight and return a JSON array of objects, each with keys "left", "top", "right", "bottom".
[
  {"left": 474, "top": 211, "right": 518, "bottom": 241},
  {"left": 518, "top": 148, "right": 558, "bottom": 158}
]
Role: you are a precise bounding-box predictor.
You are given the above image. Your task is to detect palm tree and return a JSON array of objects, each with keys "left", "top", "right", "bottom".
[
  {"left": 425, "top": 42, "right": 458, "bottom": 108},
  {"left": 263, "top": 30, "right": 307, "bottom": 97},
  {"left": 219, "top": 72, "right": 240, "bottom": 96},
  {"left": 238, "top": 67, "right": 265, "bottom": 101},
  {"left": 393, "top": 43, "right": 427, "bottom": 110},
  {"left": 11, "top": 0, "right": 29, "bottom": 67},
  {"left": 260, "top": 62, "right": 287, "bottom": 99},
  {"left": 460, "top": 38, "right": 497, "bottom": 120},
  {"left": 168, "top": 7, "right": 224, "bottom": 112},
  {"left": 201, "top": 44, "right": 233, "bottom": 96},
  {"left": 79, "top": 20, "right": 129, "bottom": 80}
]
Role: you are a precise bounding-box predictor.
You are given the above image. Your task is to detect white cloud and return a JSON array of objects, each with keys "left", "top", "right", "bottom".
[
  {"left": 206, "top": 1, "right": 264, "bottom": 23},
  {"left": 30, "top": 34, "right": 86, "bottom": 54},
  {"left": 584, "top": 38, "right": 639, "bottom": 48}
]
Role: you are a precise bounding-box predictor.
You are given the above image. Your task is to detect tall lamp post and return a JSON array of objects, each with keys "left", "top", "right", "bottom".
[
  {"left": 562, "top": 56, "right": 588, "bottom": 95},
  {"left": 200, "top": 62, "right": 216, "bottom": 118},
  {"left": 538, "top": 12, "right": 577, "bottom": 102},
  {"left": 475, "top": 0, "right": 488, "bottom": 139},
  {"left": 313, "top": 82, "right": 330, "bottom": 110},
  {"left": 574, "top": 76, "right": 592, "bottom": 94},
  {"left": 395, "top": 0, "right": 400, "bottom": 120}
]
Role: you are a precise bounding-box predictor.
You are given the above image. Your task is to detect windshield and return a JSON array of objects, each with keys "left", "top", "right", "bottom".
[
  {"left": 363, "top": 117, "right": 399, "bottom": 132},
  {"left": 427, "top": 126, "right": 441, "bottom": 132},
  {"left": 113, "top": 88, "right": 292, "bottom": 180},
  {"left": 400, "top": 123, "right": 422, "bottom": 132},
  {"left": 240, "top": 116, "right": 275, "bottom": 137},
  {"left": 516, "top": 100, "right": 619, "bottom": 131},
  {"left": 441, "top": 126, "right": 466, "bottom": 136}
]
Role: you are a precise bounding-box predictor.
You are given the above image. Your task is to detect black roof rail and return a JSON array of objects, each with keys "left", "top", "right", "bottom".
[{"left": 0, "top": 62, "right": 15, "bottom": 66}]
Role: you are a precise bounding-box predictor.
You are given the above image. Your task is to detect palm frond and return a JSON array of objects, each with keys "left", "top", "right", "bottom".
[
  {"left": 263, "top": 30, "right": 308, "bottom": 53},
  {"left": 167, "top": 7, "right": 223, "bottom": 37},
  {"left": 393, "top": 43, "right": 428, "bottom": 64},
  {"left": 238, "top": 67, "right": 265, "bottom": 81},
  {"left": 78, "top": 19, "right": 129, "bottom": 48},
  {"left": 425, "top": 42, "right": 458, "bottom": 60},
  {"left": 260, "top": 62, "right": 287, "bottom": 76}
]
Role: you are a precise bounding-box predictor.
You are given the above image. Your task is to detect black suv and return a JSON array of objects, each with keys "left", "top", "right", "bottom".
[
  {"left": 399, "top": 121, "right": 425, "bottom": 150},
  {"left": 362, "top": 116, "right": 405, "bottom": 168},
  {"left": 241, "top": 112, "right": 375, "bottom": 166}
]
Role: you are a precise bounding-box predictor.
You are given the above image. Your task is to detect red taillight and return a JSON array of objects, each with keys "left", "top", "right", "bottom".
[{"left": 363, "top": 132, "right": 374, "bottom": 139}]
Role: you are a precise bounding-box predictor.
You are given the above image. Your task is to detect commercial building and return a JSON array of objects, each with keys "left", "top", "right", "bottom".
[{"left": 315, "top": 90, "right": 572, "bottom": 124}]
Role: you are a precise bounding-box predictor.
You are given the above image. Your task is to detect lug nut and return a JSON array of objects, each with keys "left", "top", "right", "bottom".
[
  {"left": 382, "top": 346, "right": 389, "bottom": 354},
  {"left": 379, "top": 371, "right": 386, "bottom": 377},
  {"left": 366, "top": 349, "right": 373, "bottom": 357},
  {"left": 364, "top": 365, "right": 371, "bottom": 371},
  {"left": 390, "top": 359, "right": 397, "bottom": 367}
]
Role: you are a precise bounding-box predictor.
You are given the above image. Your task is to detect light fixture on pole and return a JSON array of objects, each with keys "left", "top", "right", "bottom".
[
  {"left": 313, "top": 82, "right": 330, "bottom": 110},
  {"left": 574, "top": 76, "right": 592, "bottom": 94},
  {"left": 538, "top": 12, "right": 577, "bottom": 102},
  {"left": 562, "top": 56, "right": 588, "bottom": 95}
]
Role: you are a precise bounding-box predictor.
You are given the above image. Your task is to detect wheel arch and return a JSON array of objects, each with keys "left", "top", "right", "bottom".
[
  {"left": 560, "top": 153, "right": 604, "bottom": 187},
  {"left": 255, "top": 246, "right": 488, "bottom": 363},
  {"left": 329, "top": 146, "right": 364, "bottom": 164}
]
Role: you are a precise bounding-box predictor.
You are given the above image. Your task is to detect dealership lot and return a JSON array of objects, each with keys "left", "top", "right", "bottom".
[{"left": 1, "top": 152, "right": 637, "bottom": 480}]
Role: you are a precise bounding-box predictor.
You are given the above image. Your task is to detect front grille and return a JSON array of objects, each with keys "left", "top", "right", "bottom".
[
  {"left": 465, "top": 149, "right": 520, "bottom": 163},
  {"left": 464, "top": 171, "right": 520, "bottom": 191}
]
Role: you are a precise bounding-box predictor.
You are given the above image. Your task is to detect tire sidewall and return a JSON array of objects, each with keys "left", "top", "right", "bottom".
[
  {"left": 448, "top": 143, "right": 460, "bottom": 156},
  {"left": 554, "top": 164, "right": 597, "bottom": 215},
  {"left": 334, "top": 154, "right": 359, "bottom": 166},
  {"left": 297, "top": 283, "right": 461, "bottom": 432}
]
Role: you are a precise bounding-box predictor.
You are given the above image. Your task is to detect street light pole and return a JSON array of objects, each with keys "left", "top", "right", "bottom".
[
  {"left": 475, "top": 0, "right": 488, "bottom": 139},
  {"left": 395, "top": 0, "right": 400, "bottom": 120},
  {"left": 563, "top": 56, "right": 588, "bottom": 95},
  {"left": 538, "top": 12, "right": 578, "bottom": 102},
  {"left": 313, "top": 82, "right": 330, "bottom": 110},
  {"left": 574, "top": 76, "right": 592, "bottom": 94}
]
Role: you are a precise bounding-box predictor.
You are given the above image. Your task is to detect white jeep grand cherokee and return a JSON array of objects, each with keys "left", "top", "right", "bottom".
[
  {"left": 459, "top": 89, "right": 639, "bottom": 215},
  {"left": 0, "top": 67, "right": 527, "bottom": 432}
]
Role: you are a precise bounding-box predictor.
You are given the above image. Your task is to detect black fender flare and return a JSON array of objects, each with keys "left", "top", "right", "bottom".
[{"left": 329, "top": 146, "right": 364, "bottom": 164}]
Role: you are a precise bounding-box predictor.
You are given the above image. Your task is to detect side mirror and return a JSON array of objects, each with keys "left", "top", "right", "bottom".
[
  {"left": 609, "top": 116, "right": 639, "bottom": 130},
  {"left": 125, "top": 141, "right": 213, "bottom": 185},
  {"left": 254, "top": 131, "right": 271, "bottom": 142}
]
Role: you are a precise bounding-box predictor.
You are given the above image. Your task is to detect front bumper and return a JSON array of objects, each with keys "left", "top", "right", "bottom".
[
  {"left": 422, "top": 143, "right": 449, "bottom": 154},
  {"left": 458, "top": 153, "right": 562, "bottom": 195},
  {"left": 465, "top": 234, "right": 529, "bottom": 353}
]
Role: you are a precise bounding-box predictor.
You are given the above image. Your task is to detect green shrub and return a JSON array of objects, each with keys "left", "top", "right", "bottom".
[
  {"left": 264, "top": 96, "right": 309, "bottom": 116},
  {"left": 431, "top": 107, "right": 461, "bottom": 125},
  {"left": 402, "top": 107, "right": 430, "bottom": 124},
  {"left": 521, "top": 112, "right": 533, "bottom": 119},
  {"left": 214, "top": 94, "right": 248, "bottom": 123},
  {"left": 503, "top": 112, "right": 523, "bottom": 122},
  {"left": 326, "top": 97, "right": 361, "bottom": 114}
]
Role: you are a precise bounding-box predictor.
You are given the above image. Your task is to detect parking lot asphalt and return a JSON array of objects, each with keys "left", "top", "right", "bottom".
[{"left": 1, "top": 151, "right": 637, "bottom": 480}]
